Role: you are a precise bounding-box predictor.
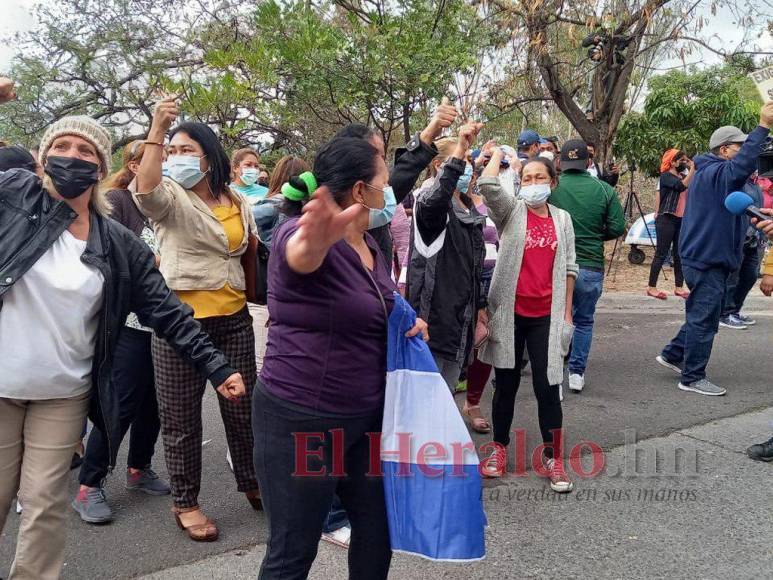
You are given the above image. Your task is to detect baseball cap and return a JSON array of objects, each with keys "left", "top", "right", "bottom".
[
  {"left": 709, "top": 126, "right": 748, "bottom": 150},
  {"left": 560, "top": 139, "right": 590, "bottom": 171},
  {"left": 517, "top": 130, "right": 540, "bottom": 148}
]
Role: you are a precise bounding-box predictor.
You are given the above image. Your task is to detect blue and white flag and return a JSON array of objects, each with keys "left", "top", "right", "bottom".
[{"left": 382, "top": 293, "right": 487, "bottom": 562}]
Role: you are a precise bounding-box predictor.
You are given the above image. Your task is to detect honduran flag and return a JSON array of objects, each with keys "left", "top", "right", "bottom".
[{"left": 382, "top": 293, "right": 487, "bottom": 562}]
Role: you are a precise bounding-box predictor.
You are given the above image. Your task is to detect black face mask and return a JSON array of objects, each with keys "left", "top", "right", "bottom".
[
  {"left": 677, "top": 162, "right": 688, "bottom": 172},
  {"left": 258, "top": 178, "right": 269, "bottom": 187},
  {"left": 44, "top": 156, "right": 100, "bottom": 199}
]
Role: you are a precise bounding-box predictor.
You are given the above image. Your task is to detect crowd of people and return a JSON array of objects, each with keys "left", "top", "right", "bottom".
[{"left": 1, "top": 71, "right": 773, "bottom": 580}]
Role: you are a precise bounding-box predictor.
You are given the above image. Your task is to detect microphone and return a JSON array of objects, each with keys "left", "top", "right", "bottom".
[{"left": 724, "top": 191, "right": 770, "bottom": 221}]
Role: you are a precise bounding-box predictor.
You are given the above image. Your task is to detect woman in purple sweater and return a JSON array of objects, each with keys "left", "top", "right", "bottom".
[{"left": 253, "top": 136, "right": 428, "bottom": 580}]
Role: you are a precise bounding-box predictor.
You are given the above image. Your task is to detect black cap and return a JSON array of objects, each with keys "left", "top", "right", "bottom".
[
  {"left": 0, "top": 145, "right": 37, "bottom": 173},
  {"left": 560, "top": 139, "right": 589, "bottom": 172}
]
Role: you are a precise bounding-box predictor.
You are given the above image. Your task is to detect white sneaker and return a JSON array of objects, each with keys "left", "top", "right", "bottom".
[
  {"left": 568, "top": 373, "right": 585, "bottom": 393},
  {"left": 321, "top": 525, "right": 351, "bottom": 549},
  {"left": 559, "top": 383, "right": 564, "bottom": 402}
]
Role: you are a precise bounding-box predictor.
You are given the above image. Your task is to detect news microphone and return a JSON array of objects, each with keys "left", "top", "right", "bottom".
[{"left": 724, "top": 191, "right": 770, "bottom": 221}]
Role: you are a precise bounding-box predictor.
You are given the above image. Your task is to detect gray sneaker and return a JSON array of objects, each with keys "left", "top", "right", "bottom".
[
  {"left": 678, "top": 379, "right": 727, "bottom": 396},
  {"left": 735, "top": 313, "right": 756, "bottom": 326},
  {"left": 719, "top": 316, "right": 747, "bottom": 330},
  {"left": 72, "top": 487, "right": 113, "bottom": 524},
  {"left": 656, "top": 355, "right": 682, "bottom": 375},
  {"left": 126, "top": 467, "right": 171, "bottom": 496}
]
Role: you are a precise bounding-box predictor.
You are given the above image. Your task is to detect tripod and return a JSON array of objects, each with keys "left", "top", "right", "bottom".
[{"left": 607, "top": 165, "right": 661, "bottom": 279}]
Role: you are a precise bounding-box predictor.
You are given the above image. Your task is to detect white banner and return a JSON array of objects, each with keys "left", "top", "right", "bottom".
[{"left": 749, "top": 66, "right": 773, "bottom": 102}]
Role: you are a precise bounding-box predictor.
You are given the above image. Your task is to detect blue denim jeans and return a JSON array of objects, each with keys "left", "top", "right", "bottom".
[
  {"left": 721, "top": 245, "right": 761, "bottom": 317},
  {"left": 568, "top": 268, "right": 605, "bottom": 376},
  {"left": 662, "top": 264, "right": 729, "bottom": 385}
]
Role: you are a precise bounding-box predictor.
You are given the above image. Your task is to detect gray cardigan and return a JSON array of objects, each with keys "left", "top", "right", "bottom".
[{"left": 477, "top": 176, "right": 579, "bottom": 385}]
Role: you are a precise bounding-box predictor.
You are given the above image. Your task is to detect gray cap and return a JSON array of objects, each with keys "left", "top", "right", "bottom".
[{"left": 709, "top": 126, "right": 748, "bottom": 150}]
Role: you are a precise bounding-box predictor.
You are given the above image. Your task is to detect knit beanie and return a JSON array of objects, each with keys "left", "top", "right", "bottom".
[{"left": 38, "top": 115, "right": 112, "bottom": 172}]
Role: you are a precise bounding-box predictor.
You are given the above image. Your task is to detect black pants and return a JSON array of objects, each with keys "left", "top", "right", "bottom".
[
  {"left": 492, "top": 315, "right": 563, "bottom": 456},
  {"left": 80, "top": 327, "right": 160, "bottom": 486},
  {"left": 721, "top": 244, "right": 761, "bottom": 317},
  {"left": 252, "top": 384, "right": 391, "bottom": 580},
  {"left": 649, "top": 213, "right": 684, "bottom": 288}
]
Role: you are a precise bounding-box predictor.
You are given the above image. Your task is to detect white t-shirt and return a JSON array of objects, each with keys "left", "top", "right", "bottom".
[{"left": 0, "top": 230, "right": 104, "bottom": 399}]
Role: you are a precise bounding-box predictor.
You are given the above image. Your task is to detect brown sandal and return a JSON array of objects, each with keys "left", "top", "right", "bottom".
[
  {"left": 172, "top": 506, "right": 219, "bottom": 542},
  {"left": 462, "top": 403, "right": 491, "bottom": 434},
  {"left": 245, "top": 490, "right": 263, "bottom": 511}
]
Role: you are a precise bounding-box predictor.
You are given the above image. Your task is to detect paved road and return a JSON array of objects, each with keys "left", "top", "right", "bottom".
[
  {"left": 2, "top": 293, "right": 772, "bottom": 579},
  {"left": 142, "top": 408, "right": 773, "bottom": 580}
]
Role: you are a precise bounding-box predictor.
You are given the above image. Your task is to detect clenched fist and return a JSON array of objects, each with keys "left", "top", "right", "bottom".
[
  {"left": 148, "top": 97, "right": 179, "bottom": 143},
  {"left": 216, "top": 373, "right": 246, "bottom": 400},
  {"left": 420, "top": 96, "right": 458, "bottom": 145}
]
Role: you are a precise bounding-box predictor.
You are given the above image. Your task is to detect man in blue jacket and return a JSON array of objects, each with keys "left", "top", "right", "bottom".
[{"left": 657, "top": 102, "right": 773, "bottom": 396}]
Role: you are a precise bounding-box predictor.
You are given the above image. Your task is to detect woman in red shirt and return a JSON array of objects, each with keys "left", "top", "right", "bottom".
[{"left": 475, "top": 148, "right": 578, "bottom": 493}]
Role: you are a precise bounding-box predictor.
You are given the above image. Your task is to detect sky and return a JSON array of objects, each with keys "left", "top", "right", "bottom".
[
  {"left": 0, "top": 1, "right": 770, "bottom": 78},
  {"left": 0, "top": 0, "right": 35, "bottom": 70}
]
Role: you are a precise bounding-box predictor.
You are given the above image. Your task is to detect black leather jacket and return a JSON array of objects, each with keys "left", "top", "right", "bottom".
[
  {"left": 369, "top": 133, "right": 438, "bottom": 265},
  {"left": 0, "top": 169, "right": 236, "bottom": 469}
]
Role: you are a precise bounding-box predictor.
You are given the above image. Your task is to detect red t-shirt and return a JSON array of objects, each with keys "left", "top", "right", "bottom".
[{"left": 515, "top": 210, "right": 557, "bottom": 318}]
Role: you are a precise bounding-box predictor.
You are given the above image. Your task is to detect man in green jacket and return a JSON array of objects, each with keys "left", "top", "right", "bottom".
[{"left": 549, "top": 139, "right": 626, "bottom": 393}]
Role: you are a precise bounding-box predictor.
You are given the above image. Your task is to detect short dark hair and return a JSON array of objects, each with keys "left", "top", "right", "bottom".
[
  {"left": 334, "top": 123, "right": 379, "bottom": 142},
  {"left": 521, "top": 157, "right": 558, "bottom": 182},
  {"left": 710, "top": 146, "right": 723, "bottom": 156},
  {"left": 0, "top": 144, "right": 37, "bottom": 173},
  {"left": 313, "top": 137, "right": 380, "bottom": 206},
  {"left": 169, "top": 122, "right": 231, "bottom": 194}
]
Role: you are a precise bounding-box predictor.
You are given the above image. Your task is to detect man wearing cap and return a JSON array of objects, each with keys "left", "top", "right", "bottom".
[
  {"left": 517, "top": 129, "right": 541, "bottom": 161},
  {"left": 549, "top": 139, "right": 625, "bottom": 394},
  {"left": 657, "top": 102, "right": 773, "bottom": 396}
]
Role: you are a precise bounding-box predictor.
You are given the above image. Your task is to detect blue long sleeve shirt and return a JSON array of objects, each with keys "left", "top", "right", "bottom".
[{"left": 679, "top": 125, "right": 770, "bottom": 271}]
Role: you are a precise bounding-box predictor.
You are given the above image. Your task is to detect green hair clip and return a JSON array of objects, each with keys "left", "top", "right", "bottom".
[{"left": 281, "top": 171, "right": 318, "bottom": 201}]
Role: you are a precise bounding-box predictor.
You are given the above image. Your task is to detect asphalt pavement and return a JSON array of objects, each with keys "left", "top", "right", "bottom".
[{"left": 2, "top": 293, "right": 772, "bottom": 579}]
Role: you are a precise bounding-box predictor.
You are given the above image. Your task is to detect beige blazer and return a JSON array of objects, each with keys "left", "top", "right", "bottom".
[{"left": 134, "top": 177, "right": 257, "bottom": 292}]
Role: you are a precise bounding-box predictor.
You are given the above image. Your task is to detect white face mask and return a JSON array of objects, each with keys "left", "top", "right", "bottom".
[
  {"left": 518, "top": 183, "right": 552, "bottom": 207},
  {"left": 538, "top": 151, "right": 555, "bottom": 162}
]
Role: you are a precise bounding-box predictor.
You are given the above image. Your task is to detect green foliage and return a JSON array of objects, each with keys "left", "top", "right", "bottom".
[
  {"left": 176, "top": 0, "right": 489, "bottom": 151},
  {"left": 616, "top": 63, "right": 760, "bottom": 176}
]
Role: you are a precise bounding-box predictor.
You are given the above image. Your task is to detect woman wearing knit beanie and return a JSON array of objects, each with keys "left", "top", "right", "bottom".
[{"left": 0, "top": 82, "right": 246, "bottom": 578}]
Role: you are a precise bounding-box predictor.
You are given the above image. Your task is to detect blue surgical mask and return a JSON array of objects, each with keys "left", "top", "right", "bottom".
[
  {"left": 167, "top": 155, "right": 206, "bottom": 189},
  {"left": 161, "top": 161, "right": 170, "bottom": 177},
  {"left": 241, "top": 167, "right": 259, "bottom": 186},
  {"left": 457, "top": 164, "right": 473, "bottom": 194},
  {"left": 363, "top": 184, "right": 397, "bottom": 229},
  {"left": 518, "top": 183, "right": 552, "bottom": 207}
]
